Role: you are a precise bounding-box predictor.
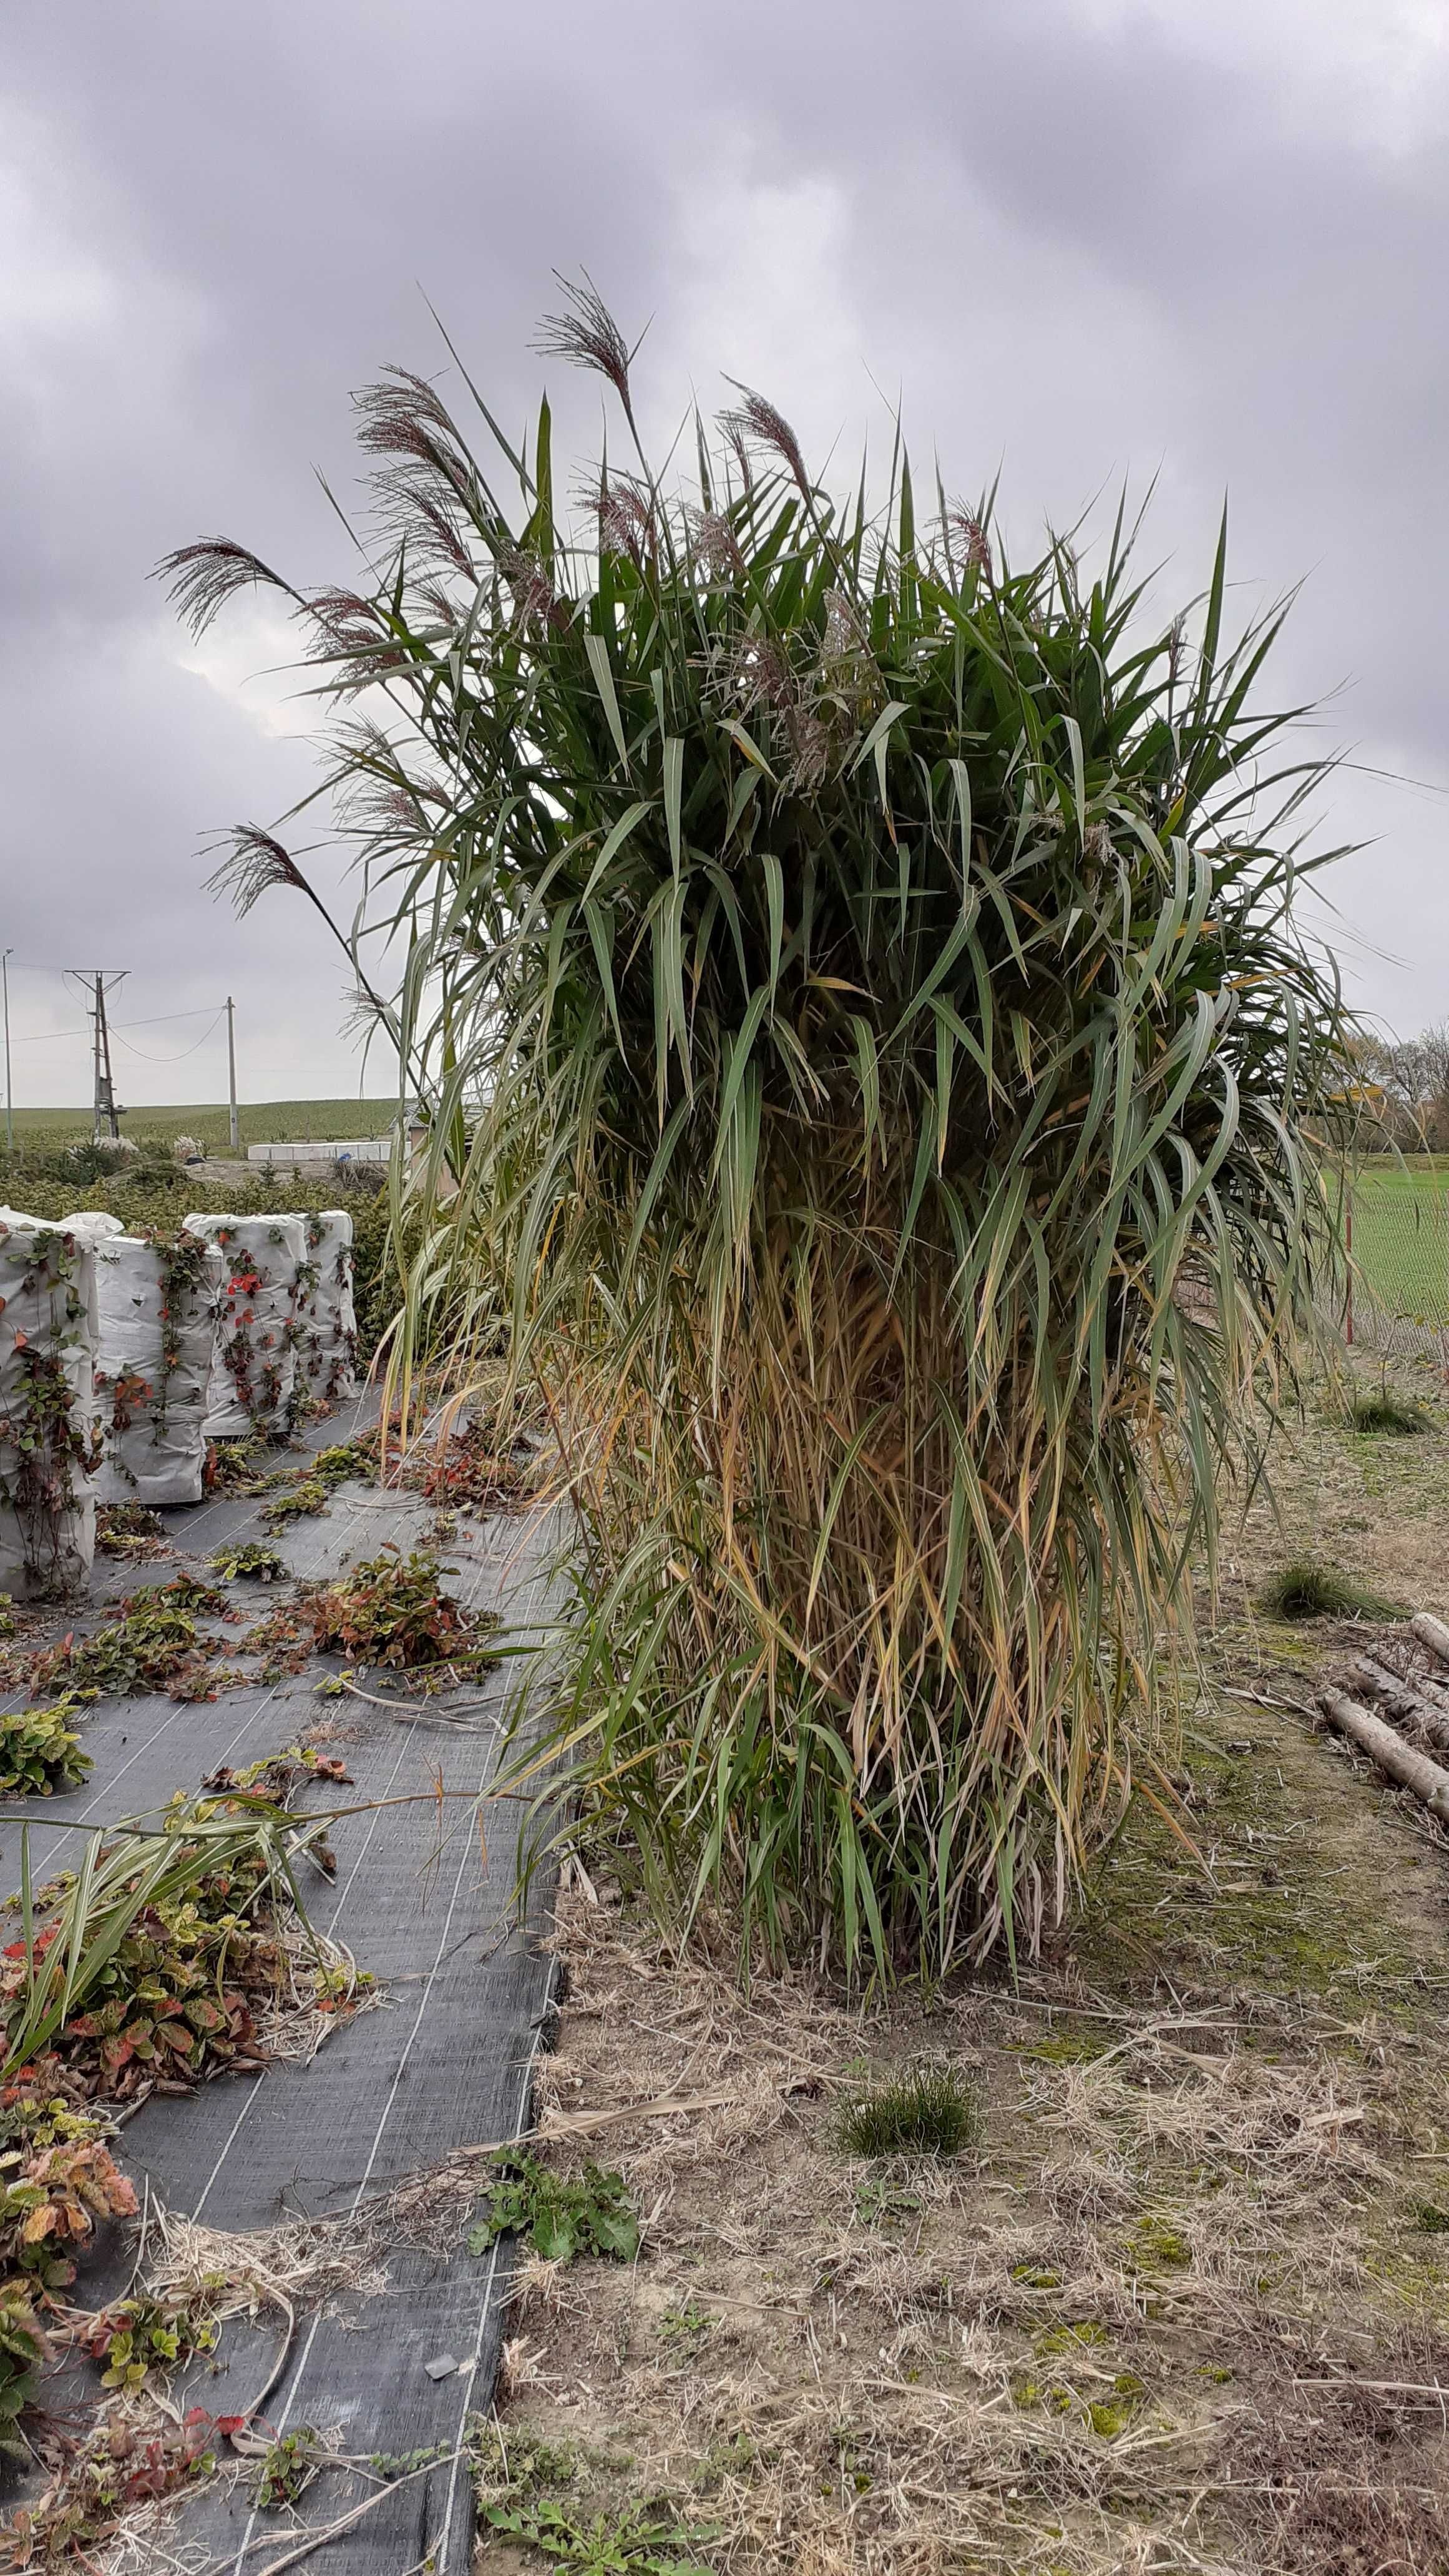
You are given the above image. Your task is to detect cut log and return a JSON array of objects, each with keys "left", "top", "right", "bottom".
[
  {"left": 1379, "top": 1646, "right": 1449, "bottom": 1718},
  {"left": 1354, "top": 1655, "right": 1449, "bottom": 1754},
  {"left": 1412, "top": 1611, "right": 1449, "bottom": 1668},
  {"left": 1319, "top": 1689, "right": 1449, "bottom": 1824}
]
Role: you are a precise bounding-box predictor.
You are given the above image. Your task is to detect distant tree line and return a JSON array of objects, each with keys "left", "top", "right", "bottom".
[{"left": 1355, "top": 1019, "right": 1449, "bottom": 1149}]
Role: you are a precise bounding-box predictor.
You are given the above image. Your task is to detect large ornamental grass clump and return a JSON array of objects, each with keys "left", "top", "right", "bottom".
[{"left": 163, "top": 281, "right": 1350, "bottom": 1977}]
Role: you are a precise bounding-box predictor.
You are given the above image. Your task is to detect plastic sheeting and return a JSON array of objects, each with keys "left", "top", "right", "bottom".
[
  {"left": 0, "top": 1211, "right": 99, "bottom": 1598},
  {"left": 294, "top": 1208, "right": 358, "bottom": 1402},
  {"left": 183, "top": 1213, "right": 306, "bottom": 1438},
  {"left": 74, "top": 1231, "right": 223, "bottom": 1508}
]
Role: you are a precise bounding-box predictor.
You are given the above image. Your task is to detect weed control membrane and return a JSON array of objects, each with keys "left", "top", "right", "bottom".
[{"left": 0, "top": 1402, "right": 559, "bottom": 2572}]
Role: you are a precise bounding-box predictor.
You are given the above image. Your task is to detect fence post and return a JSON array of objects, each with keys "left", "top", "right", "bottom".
[{"left": 1344, "top": 1183, "right": 1353, "bottom": 1349}]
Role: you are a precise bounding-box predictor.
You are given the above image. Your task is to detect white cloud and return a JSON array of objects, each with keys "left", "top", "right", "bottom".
[{"left": 1063, "top": 0, "right": 1449, "bottom": 151}]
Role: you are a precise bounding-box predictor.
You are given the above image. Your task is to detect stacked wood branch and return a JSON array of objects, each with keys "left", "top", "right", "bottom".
[{"left": 1319, "top": 1608, "right": 1449, "bottom": 1825}]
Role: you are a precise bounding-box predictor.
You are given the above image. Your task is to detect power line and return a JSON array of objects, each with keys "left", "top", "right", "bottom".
[
  {"left": 8, "top": 1004, "right": 233, "bottom": 1044},
  {"left": 111, "top": 1010, "right": 228, "bottom": 1066}
]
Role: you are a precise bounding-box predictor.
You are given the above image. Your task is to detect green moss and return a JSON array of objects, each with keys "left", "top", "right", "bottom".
[
  {"left": 1009, "top": 2263, "right": 1061, "bottom": 2290},
  {"left": 1033, "top": 2321, "right": 1107, "bottom": 2358},
  {"left": 1021, "top": 2031, "right": 1110, "bottom": 2066},
  {"left": 1087, "top": 2381, "right": 1144, "bottom": 2441},
  {"left": 1126, "top": 2218, "right": 1191, "bottom": 2273}
]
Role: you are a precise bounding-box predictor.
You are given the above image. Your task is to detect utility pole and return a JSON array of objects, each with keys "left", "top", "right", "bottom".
[
  {"left": 76, "top": 972, "right": 127, "bottom": 1141},
  {"left": 1, "top": 950, "right": 12, "bottom": 1156},
  {"left": 226, "top": 996, "right": 240, "bottom": 1156}
]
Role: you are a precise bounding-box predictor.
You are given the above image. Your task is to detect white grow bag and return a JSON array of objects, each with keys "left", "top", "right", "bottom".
[
  {"left": 0, "top": 1211, "right": 100, "bottom": 1598},
  {"left": 293, "top": 1209, "right": 358, "bottom": 1403},
  {"left": 183, "top": 1214, "right": 306, "bottom": 1437},
  {"left": 69, "top": 1227, "right": 223, "bottom": 1508}
]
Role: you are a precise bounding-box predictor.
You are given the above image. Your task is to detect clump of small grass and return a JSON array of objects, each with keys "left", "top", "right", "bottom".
[
  {"left": 1350, "top": 1393, "right": 1432, "bottom": 1437},
  {"left": 1258, "top": 1561, "right": 1408, "bottom": 1624},
  {"left": 836, "top": 2064, "right": 982, "bottom": 2160}
]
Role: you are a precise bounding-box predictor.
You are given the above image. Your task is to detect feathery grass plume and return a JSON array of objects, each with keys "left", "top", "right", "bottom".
[
  {"left": 154, "top": 537, "right": 298, "bottom": 638},
  {"left": 163, "top": 278, "right": 1355, "bottom": 1979}
]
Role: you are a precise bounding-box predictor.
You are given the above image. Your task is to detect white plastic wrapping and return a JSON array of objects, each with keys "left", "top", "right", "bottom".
[
  {"left": 80, "top": 1232, "right": 223, "bottom": 1508},
  {"left": 183, "top": 1213, "right": 306, "bottom": 1437},
  {"left": 0, "top": 1212, "right": 100, "bottom": 1598},
  {"left": 294, "top": 1210, "right": 358, "bottom": 1402}
]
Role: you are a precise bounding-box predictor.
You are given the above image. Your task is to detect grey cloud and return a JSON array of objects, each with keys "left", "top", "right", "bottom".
[{"left": 1, "top": 0, "right": 1444, "bottom": 1107}]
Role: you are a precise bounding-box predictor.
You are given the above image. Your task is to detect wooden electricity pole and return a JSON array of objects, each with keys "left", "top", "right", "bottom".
[{"left": 77, "top": 972, "right": 126, "bottom": 1141}]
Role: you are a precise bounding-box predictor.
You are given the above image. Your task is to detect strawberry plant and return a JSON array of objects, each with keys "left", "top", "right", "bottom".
[
  {"left": 25, "top": 1577, "right": 234, "bottom": 1705},
  {"left": 209, "top": 1539, "right": 288, "bottom": 1583},
  {"left": 251, "top": 2425, "right": 323, "bottom": 2510},
  {"left": 0, "top": 1788, "right": 334, "bottom": 2099},
  {"left": 2, "top": 2407, "right": 221, "bottom": 2557},
  {"left": 0, "top": 1699, "right": 90, "bottom": 1800},
  {"left": 296, "top": 1549, "right": 500, "bottom": 1673},
  {"left": 0, "top": 2289, "right": 47, "bottom": 2461},
  {"left": 82, "top": 2285, "right": 222, "bottom": 2393},
  {"left": 95, "top": 1501, "right": 172, "bottom": 1562},
  {"left": 0, "top": 2126, "right": 137, "bottom": 2296}
]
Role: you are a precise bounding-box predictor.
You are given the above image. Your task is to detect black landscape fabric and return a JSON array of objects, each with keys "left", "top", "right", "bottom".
[{"left": 0, "top": 1400, "right": 562, "bottom": 2572}]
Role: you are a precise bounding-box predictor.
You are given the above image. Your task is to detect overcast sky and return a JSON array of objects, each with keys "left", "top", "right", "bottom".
[{"left": 2, "top": 0, "right": 1446, "bottom": 1110}]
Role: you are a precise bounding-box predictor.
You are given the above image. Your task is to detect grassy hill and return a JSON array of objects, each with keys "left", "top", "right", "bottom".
[{"left": 6, "top": 1100, "right": 401, "bottom": 1151}]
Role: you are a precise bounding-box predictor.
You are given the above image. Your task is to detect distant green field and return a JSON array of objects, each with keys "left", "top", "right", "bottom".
[
  {"left": 6, "top": 1100, "right": 401, "bottom": 1151},
  {"left": 1327, "top": 1162, "right": 1449, "bottom": 1324}
]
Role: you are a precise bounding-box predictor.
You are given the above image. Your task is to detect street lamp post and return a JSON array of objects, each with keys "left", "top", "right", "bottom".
[{"left": 1, "top": 950, "right": 11, "bottom": 1155}]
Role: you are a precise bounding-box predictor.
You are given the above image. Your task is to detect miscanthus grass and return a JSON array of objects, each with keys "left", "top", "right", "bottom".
[{"left": 162, "top": 278, "right": 1353, "bottom": 1979}]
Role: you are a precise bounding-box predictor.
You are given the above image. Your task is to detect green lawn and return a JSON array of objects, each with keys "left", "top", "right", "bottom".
[
  {"left": 1329, "top": 1163, "right": 1449, "bottom": 1324},
  {"left": 4, "top": 1100, "right": 401, "bottom": 1151}
]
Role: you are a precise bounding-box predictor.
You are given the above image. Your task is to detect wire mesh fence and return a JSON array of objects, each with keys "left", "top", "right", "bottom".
[{"left": 1318, "top": 1161, "right": 1449, "bottom": 1365}]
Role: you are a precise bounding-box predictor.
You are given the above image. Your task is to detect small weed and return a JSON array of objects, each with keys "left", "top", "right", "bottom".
[
  {"left": 852, "top": 2177, "right": 922, "bottom": 2227},
  {"left": 484, "top": 2497, "right": 714, "bottom": 2576},
  {"left": 210, "top": 1540, "right": 290, "bottom": 1583},
  {"left": 658, "top": 2298, "right": 716, "bottom": 2348},
  {"left": 1087, "top": 2374, "right": 1146, "bottom": 2438},
  {"left": 468, "top": 2157, "right": 640, "bottom": 2264},
  {"left": 0, "top": 1695, "right": 91, "bottom": 1798},
  {"left": 836, "top": 2064, "right": 981, "bottom": 2160},
  {"left": 1410, "top": 2200, "right": 1449, "bottom": 2234},
  {"left": 469, "top": 2420, "right": 580, "bottom": 2494},
  {"left": 1009, "top": 2262, "right": 1061, "bottom": 2290},
  {"left": 371, "top": 2438, "right": 455, "bottom": 2480},
  {"left": 252, "top": 2426, "right": 323, "bottom": 2510},
  {"left": 1257, "top": 1560, "right": 1408, "bottom": 1622},
  {"left": 693, "top": 2431, "right": 757, "bottom": 2489}
]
